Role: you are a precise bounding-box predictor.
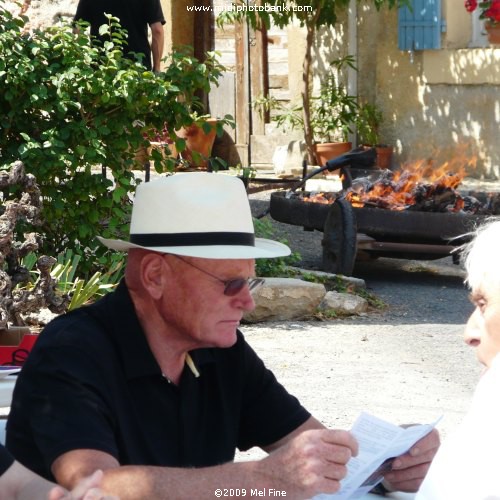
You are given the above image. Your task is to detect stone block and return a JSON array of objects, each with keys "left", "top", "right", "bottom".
[
  {"left": 318, "top": 291, "right": 369, "bottom": 315},
  {"left": 244, "top": 278, "right": 326, "bottom": 323}
]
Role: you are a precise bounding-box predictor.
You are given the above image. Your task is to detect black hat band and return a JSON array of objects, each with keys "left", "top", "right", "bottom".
[{"left": 130, "top": 232, "right": 255, "bottom": 247}]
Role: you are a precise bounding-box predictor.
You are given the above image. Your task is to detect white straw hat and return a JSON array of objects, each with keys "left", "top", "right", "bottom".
[{"left": 98, "top": 173, "right": 291, "bottom": 259}]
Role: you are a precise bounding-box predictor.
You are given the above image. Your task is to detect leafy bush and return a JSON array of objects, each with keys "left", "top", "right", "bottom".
[{"left": 0, "top": 4, "right": 229, "bottom": 275}]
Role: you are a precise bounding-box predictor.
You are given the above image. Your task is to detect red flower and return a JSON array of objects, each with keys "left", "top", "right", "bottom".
[
  {"left": 465, "top": 0, "right": 500, "bottom": 22},
  {"left": 485, "top": 2, "right": 500, "bottom": 22},
  {"left": 465, "top": 0, "right": 478, "bottom": 12}
]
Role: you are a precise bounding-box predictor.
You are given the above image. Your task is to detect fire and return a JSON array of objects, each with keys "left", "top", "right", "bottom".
[
  {"left": 302, "top": 192, "right": 335, "bottom": 204},
  {"left": 303, "top": 153, "right": 479, "bottom": 212},
  {"left": 346, "top": 165, "right": 465, "bottom": 211}
]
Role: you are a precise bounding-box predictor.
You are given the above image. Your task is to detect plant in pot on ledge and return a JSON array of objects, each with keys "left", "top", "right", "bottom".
[
  {"left": 309, "top": 56, "right": 359, "bottom": 166},
  {"left": 465, "top": 0, "right": 500, "bottom": 44},
  {"left": 255, "top": 55, "right": 359, "bottom": 167},
  {"left": 356, "top": 101, "right": 394, "bottom": 169}
]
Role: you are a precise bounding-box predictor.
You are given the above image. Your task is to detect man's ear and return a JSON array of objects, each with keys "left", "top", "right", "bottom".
[{"left": 140, "top": 253, "right": 168, "bottom": 300}]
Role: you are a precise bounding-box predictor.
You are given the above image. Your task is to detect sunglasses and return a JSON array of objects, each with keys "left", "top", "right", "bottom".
[{"left": 170, "top": 255, "right": 265, "bottom": 296}]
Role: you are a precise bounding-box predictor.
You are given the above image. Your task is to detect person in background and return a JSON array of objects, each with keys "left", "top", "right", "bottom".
[
  {"left": 416, "top": 217, "right": 500, "bottom": 499},
  {"left": 7, "top": 174, "right": 439, "bottom": 499},
  {"left": 0, "top": 443, "right": 117, "bottom": 500},
  {"left": 74, "top": 0, "right": 165, "bottom": 72}
]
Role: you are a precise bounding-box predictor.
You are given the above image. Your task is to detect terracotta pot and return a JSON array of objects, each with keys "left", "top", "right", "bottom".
[
  {"left": 176, "top": 118, "right": 218, "bottom": 169},
  {"left": 133, "top": 145, "right": 149, "bottom": 167},
  {"left": 485, "top": 21, "right": 500, "bottom": 45},
  {"left": 375, "top": 145, "right": 393, "bottom": 169},
  {"left": 313, "top": 141, "right": 352, "bottom": 167}
]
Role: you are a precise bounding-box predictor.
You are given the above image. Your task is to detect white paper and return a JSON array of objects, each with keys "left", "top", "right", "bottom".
[
  {"left": 0, "top": 367, "right": 21, "bottom": 379},
  {"left": 313, "top": 412, "right": 441, "bottom": 500}
]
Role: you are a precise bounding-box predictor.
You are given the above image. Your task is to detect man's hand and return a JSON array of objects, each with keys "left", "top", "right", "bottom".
[
  {"left": 259, "top": 428, "right": 358, "bottom": 499},
  {"left": 383, "top": 428, "right": 440, "bottom": 492}
]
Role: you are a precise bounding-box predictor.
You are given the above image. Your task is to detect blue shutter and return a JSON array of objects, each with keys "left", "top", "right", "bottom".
[{"left": 398, "top": 0, "right": 443, "bottom": 50}]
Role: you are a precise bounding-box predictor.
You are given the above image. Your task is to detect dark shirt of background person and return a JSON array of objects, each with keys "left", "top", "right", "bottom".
[{"left": 74, "top": 0, "right": 165, "bottom": 71}]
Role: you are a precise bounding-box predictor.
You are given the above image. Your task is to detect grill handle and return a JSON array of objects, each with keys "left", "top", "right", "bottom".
[
  {"left": 325, "top": 146, "right": 376, "bottom": 172},
  {"left": 291, "top": 146, "right": 376, "bottom": 193}
]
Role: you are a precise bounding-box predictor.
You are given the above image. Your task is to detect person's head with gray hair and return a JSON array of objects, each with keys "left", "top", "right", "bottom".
[
  {"left": 416, "top": 216, "right": 500, "bottom": 500},
  {"left": 461, "top": 217, "right": 500, "bottom": 369}
]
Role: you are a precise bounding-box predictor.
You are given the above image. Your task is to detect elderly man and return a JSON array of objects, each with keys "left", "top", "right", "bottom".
[
  {"left": 416, "top": 218, "right": 500, "bottom": 499},
  {"left": 74, "top": 0, "right": 165, "bottom": 72},
  {"left": 7, "top": 174, "right": 439, "bottom": 499}
]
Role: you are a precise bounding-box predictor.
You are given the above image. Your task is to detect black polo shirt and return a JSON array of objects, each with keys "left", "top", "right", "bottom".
[
  {"left": 6, "top": 281, "right": 310, "bottom": 480},
  {"left": 0, "top": 444, "right": 14, "bottom": 476},
  {"left": 74, "top": 0, "right": 165, "bottom": 70}
]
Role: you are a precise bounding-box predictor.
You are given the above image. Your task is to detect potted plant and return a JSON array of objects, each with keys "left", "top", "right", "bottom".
[
  {"left": 133, "top": 123, "right": 178, "bottom": 170},
  {"left": 255, "top": 56, "right": 358, "bottom": 166},
  {"left": 465, "top": 0, "right": 500, "bottom": 44},
  {"left": 309, "top": 57, "right": 358, "bottom": 166},
  {"left": 356, "top": 102, "right": 393, "bottom": 169},
  {"left": 175, "top": 115, "right": 225, "bottom": 170}
]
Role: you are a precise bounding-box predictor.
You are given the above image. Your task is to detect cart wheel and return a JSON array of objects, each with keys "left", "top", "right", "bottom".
[{"left": 321, "top": 198, "right": 357, "bottom": 276}]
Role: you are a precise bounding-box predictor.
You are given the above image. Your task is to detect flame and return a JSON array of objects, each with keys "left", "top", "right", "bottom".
[
  {"left": 304, "top": 153, "right": 478, "bottom": 212},
  {"left": 302, "top": 192, "right": 336, "bottom": 204},
  {"left": 354, "top": 156, "right": 475, "bottom": 210}
]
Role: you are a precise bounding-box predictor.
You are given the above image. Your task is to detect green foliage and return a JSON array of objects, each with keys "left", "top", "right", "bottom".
[
  {"left": 253, "top": 218, "right": 301, "bottom": 277},
  {"left": 228, "top": 165, "right": 257, "bottom": 179},
  {"left": 49, "top": 250, "right": 120, "bottom": 303},
  {"left": 18, "top": 249, "right": 124, "bottom": 311},
  {"left": 0, "top": 5, "right": 228, "bottom": 275},
  {"left": 356, "top": 102, "right": 384, "bottom": 145},
  {"left": 310, "top": 56, "right": 359, "bottom": 143},
  {"left": 253, "top": 94, "right": 303, "bottom": 134},
  {"left": 218, "top": 0, "right": 350, "bottom": 31},
  {"left": 355, "top": 287, "right": 386, "bottom": 309}
]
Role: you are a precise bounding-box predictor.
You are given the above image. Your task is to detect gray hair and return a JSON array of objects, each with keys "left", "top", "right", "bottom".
[{"left": 460, "top": 217, "right": 500, "bottom": 291}]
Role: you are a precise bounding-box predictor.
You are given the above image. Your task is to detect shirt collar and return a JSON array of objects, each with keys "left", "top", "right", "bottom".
[{"left": 104, "top": 280, "right": 214, "bottom": 380}]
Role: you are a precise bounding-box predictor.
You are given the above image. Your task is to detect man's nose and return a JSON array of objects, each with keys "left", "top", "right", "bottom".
[
  {"left": 464, "top": 309, "right": 481, "bottom": 347},
  {"left": 235, "top": 285, "right": 257, "bottom": 312}
]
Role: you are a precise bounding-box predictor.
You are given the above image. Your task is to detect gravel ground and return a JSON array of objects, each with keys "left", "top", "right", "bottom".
[{"left": 238, "top": 322, "right": 478, "bottom": 462}]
